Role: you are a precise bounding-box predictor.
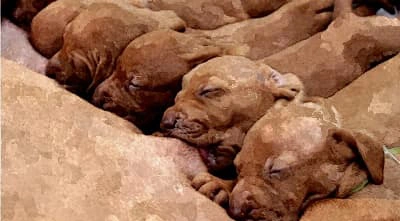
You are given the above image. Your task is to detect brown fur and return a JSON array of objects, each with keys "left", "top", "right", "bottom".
[
  {"left": 30, "top": 0, "right": 85, "bottom": 58},
  {"left": 196, "top": 0, "right": 334, "bottom": 60},
  {"left": 192, "top": 54, "right": 400, "bottom": 221},
  {"left": 89, "top": 0, "right": 333, "bottom": 133},
  {"left": 92, "top": 30, "right": 222, "bottom": 132},
  {"left": 161, "top": 56, "right": 303, "bottom": 172},
  {"left": 44, "top": 2, "right": 185, "bottom": 96},
  {"left": 30, "top": 0, "right": 143, "bottom": 58},
  {"left": 146, "top": 0, "right": 290, "bottom": 30},
  {"left": 262, "top": 12, "right": 400, "bottom": 97},
  {"left": 162, "top": 12, "right": 400, "bottom": 173}
]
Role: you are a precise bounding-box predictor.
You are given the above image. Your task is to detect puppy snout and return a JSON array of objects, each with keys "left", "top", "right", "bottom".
[
  {"left": 161, "top": 111, "right": 179, "bottom": 129},
  {"left": 229, "top": 190, "right": 255, "bottom": 219},
  {"left": 45, "top": 57, "right": 62, "bottom": 79},
  {"left": 92, "top": 86, "right": 112, "bottom": 108}
]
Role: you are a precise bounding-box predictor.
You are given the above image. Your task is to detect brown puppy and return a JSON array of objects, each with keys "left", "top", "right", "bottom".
[
  {"left": 31, "top": 0, "right": 140, "bottom": 58},
  {"left": 161, "top": 56, "right": 303, "bottom": 172},
  {"left": 192, "top": 54, "right": 400, "bottom": 221},
  {"left": 143, "top": 0, "right": 290, "bottom": 30},
  {"left": 44, "top": 2, "right": 185, "bottom": 96},
  {"left": 262, "top": 5, "right": 400, "bottom": 97},
  {"left": 196, "top": 0, "right": 334, "bottom": 60},
  {"left": 90, "top": 0, "right": 332, "bottom": 132},
  {"left": 92, "top": 30, "right": 222, "bottom": 132},
  {"left": 226, "top": 101, "right": 384, "bottom": 221}
]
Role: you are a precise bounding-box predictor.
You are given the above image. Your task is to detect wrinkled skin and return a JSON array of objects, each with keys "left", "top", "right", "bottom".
[
  {"left": 263, "top": 3, "right": 400, "bottom": 97},
  {"left": 45, "top": 2, "right": 185, "bottom": 97},
  {"left": 227, "top": 102, "right": 384, "bottom": 221},
  {"left": 195, "top": 100, "right": 384, "bottom": 221},
  {"left": 198, "top": 0, "right": 334, "bottom": 60},
  {"left": 147, "top": 0, "right": 290, "bottom": 30},
  {"left": 161, "top": 56, "right": 303, "bottom": 173},
  {"left": 92, "top": 30, "right": 222, "bottom": 132},
  {"left": 193, "top": 54, "right": 400, "bottom": 220}
]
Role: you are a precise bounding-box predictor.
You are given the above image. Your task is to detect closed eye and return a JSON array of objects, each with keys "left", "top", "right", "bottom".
[
  {"left": 127, "top": 80, "right": 142, "bottom": 91},
  {"left": 198, "top": 87, "right": 225, "bottom": 98}
]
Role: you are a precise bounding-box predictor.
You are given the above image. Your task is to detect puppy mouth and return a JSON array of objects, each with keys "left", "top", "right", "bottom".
[{"left": 164, "top": 120, "right": 210, "bottom": 144}]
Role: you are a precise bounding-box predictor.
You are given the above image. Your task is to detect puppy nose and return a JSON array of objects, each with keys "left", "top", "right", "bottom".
[
  {"left": 229, "top": 190, "right": 254, "bottom": 219},
  {"left": 161, "top": 111, "right": 179, "bottom": 129},
  {"left": 92, "top": 86, "right": 110, "bottom": 107},
  {"left": 45, "top": 57, "right": 62, "bottom": 79}
]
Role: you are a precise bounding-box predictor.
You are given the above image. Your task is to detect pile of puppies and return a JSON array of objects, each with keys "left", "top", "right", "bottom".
[{"left": 4, "top": 0, "right": 400, "bottom": 220}]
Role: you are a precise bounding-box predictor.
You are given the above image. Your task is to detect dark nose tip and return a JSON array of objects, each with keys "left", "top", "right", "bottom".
[
  {"left": 45, "top": 57, "right": 62, "bottom": 79},
  {"left": 161, "top": 111, "right": 178, "bottom": 129},
  {"left": 92, "top": 86, "right": 110, "bottom": 107},
  {"left": 229, "top": 191, "right": 254, "bottom": 219}
]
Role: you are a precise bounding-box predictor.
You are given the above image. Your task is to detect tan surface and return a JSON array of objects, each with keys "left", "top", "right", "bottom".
[{"left": 1, "top": 58, "right": 232, "bottom": 221}]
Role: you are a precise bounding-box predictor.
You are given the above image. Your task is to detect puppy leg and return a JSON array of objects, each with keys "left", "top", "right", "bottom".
[{"left": 192, "top": 172, "right": 235, "bottom": 207}]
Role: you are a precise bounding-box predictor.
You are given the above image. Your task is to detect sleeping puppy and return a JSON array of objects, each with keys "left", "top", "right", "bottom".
[
  {"left": 141, "top": 0, "right": 291, "bottom": 30},
  {"left": 262, "top": 8, "right": 400, "bottom": 97},
  {"left": 92, "top": 30, "right": 222, "bottom": 132},
  {"left": 90, "top": 0, "right": 332, "bottom": 132},
  {"left": 161, "top": 56, "right": 303, "bottom": 173},
  {"left": 161, "top": 11, "right": 400, "bottom": 169},
  {"left": 192, "top": 54, "right": 400, "bottom": 221},
  {"left": 195, "top": 0, "right": 334, "bottom": 60},
  {"left": 44, "top": 2, "right": 185, "bottom": 96},
  {"left": 224, "top": 100, "right": 384, "bottom": 221}
]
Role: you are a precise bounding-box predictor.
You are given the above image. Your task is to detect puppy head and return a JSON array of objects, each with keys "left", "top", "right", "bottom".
[
  {"left": 46, "top": 49, "right": 93, "bottom": 96},
  {"left": 92, "top": 30, "right": 221, "bottom": 132},
  {"left": 230, "top": 103, "right": 384, "bottom": 221},
  {"left": 161, "top": 56, "right": 302, "bottom": 171}
]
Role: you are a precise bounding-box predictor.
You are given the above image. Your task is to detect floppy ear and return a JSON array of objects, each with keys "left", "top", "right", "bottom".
[
  {"left": 259, "top": 64, "right": 304, "bottom": 102},
  {"left": 326, "top": 128, "right": 384, "bottom": 197}
]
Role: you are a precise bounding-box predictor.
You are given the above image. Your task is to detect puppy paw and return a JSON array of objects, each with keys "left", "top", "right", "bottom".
[{"left": 192, "top": 172, "right": 233, "bottom": 207}]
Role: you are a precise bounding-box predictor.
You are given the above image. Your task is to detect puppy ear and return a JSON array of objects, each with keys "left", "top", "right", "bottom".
[
  {"left": 326, "top": 128, "right": 384, "bottom": 196},
  {"left": 259, "top": 64, "right": 304, "bottom": 102}
]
